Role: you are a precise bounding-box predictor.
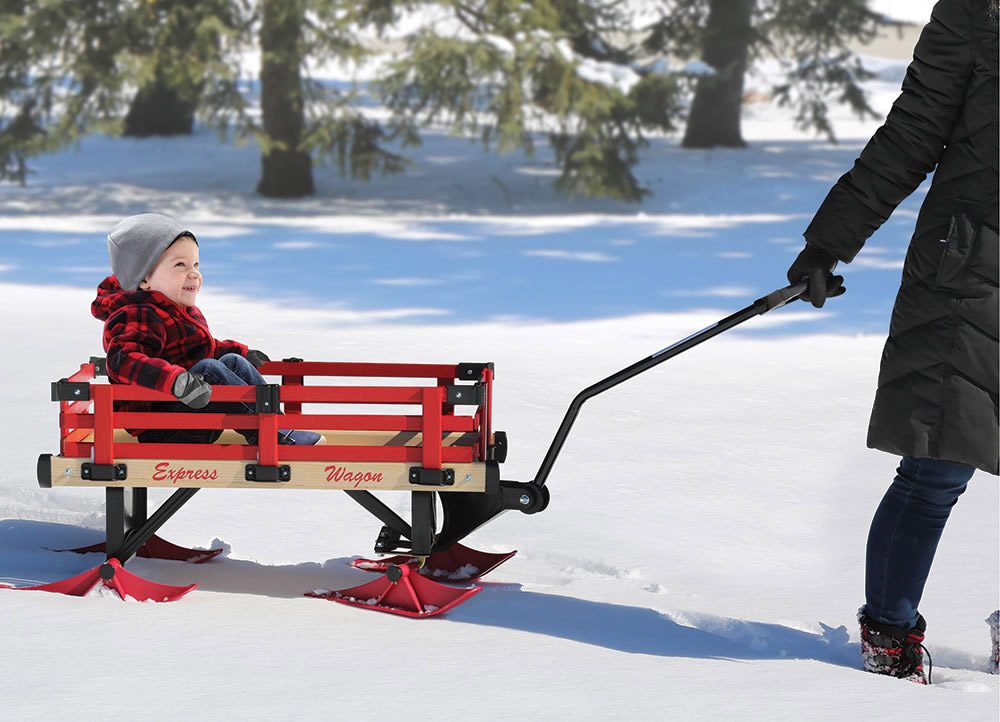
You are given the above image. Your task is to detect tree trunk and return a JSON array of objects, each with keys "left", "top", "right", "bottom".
[
  {"left": 256, "top": 0, "right": 313, "bottom": 197},
  {"left": 682, "top": 0, "right": 755, "bottom": 149},
  {"left": 123, "top": 75, "right": 197, "bottom": 137}
]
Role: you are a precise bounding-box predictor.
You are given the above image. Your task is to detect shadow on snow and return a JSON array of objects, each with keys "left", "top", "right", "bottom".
[{"left": 1, "top": 518, "right": 859, "bottom": 668}]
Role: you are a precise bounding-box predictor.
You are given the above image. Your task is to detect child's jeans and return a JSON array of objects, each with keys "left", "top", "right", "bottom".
[
  {"left": 137, "top": 353, "right": 266, "bottom": 444},
  {"left": 864, "top": 456, "right": 975, "bottom": 628}
]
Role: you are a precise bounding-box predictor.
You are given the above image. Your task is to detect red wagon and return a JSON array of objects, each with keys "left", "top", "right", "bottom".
[{"left": 11, "top": 283, "right": 805, "bottom": 616}]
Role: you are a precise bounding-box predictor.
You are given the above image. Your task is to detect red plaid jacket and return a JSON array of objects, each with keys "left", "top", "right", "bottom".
[{"left": 92, "top": 276, "right": 248, "bottom": 398}]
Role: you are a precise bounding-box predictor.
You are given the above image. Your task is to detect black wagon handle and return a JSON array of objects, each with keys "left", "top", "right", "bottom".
[{"left": 529, "top": 281, "right": 809, "bottom": 489}]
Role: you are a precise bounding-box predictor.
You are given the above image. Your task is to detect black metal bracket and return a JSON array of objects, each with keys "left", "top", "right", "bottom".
[
  {"left": 457, "top": 362, "right": 494, "bottom": 380},
  {"left": 408, "top": 467, "right": 455, "bottom": 486},
  {"left": 51, "top": 379, "right": 90, "bottom": 402},
  {"left": 446, "top": 384, "right": 485, "bottom": 405},
  {"left": 345, "top": 491, "right": 413, "bottom": 554},
  {"left": 81, "top": 463, "right": 128, "bottom": 482},
  {"left": 245, "top": 464, "right": 291, "bottom": 482},
  {"left": 281, "top": 357, "right": 304, "bottom": 363},
  {"left": 255, "top": 384, "right": 281, "bottom": 413},
  {"left": 89, "top": 356, "right": 108, "bottom": 376},
  {"left": 374, "top": 525, "right": 404, "bottom": 554}
]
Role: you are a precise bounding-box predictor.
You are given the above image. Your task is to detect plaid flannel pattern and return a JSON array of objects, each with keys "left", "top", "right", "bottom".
[{"left": 93, "top": 276, "right": 248, "bottom": 395}]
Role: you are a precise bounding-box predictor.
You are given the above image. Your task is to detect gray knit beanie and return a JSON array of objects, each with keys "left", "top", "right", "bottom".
[{"left": 107, "top": 214, "right": 197, "bottom": 291}]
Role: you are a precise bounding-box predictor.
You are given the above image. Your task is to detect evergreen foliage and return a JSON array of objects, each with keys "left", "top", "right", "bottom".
[
  {"left": 0, "top": 0, "right": 894, "bottom": 199},
  {"left": 0, "top": 0, "right": 132, "bottom": 182},
  {"left": 122, "top": 0, "right": 241, "bottom": 137},
  {"left": 0, "top": 0, "right": 403, "bottom": 196},
  {"left": 0, "top": 0, "right": 248, "bottom": 182},
  {"left": 372, "top": 0, "right": 681, "bottom": 201},
  {"left": 645, "top": 0, "right": 887, "bottom": 147}
]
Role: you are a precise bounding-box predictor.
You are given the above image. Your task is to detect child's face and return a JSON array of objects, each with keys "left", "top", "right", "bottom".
[{"left": 138, "top": 236, "right": 201, "bottom": 306}]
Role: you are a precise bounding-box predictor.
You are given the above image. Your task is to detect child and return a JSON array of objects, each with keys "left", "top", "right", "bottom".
[{"left": 92, "top": 213, "right": 323, "bottom": 446}]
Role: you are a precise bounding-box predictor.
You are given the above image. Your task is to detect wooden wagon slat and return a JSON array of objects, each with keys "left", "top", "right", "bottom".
[{"left": 45, "top": 456, "right": 486, "bottom": 492}]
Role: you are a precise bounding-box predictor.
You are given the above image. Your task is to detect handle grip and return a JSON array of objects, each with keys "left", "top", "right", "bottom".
[{"left": 756, "top": 281, "right": 808, "bottom": 314}]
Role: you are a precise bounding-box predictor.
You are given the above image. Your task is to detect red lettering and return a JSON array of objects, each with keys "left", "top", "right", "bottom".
[
  {"left": 324, "top": 465, "right": 383, "bottom": 487},
  {"left": 151, "top": 462, "right": 218, "bottom": 484}
]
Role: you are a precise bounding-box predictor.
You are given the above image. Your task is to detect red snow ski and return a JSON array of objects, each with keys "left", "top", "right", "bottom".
[
  {"left": 20, "top": 283, "right": 806, "bottom": 614},
  {"left": 0, "top": 559, "right": 195, "bottom": 602},
  {"left": 351, "top": 542, "right": 516, "bottom": 581},
  {"left": 50, "top": 534, "right": 224, "bottom": 563},
  {"left": 307, "top": 562, "right": 480, "bottom": 617}
]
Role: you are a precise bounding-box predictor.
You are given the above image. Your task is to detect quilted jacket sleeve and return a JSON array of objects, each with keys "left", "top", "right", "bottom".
[
  {"left": 105, "top": 306, "right": 185, "bottom": 393},
  {"left": 803, "top": 0, "right": 975, "bottom": 262}
]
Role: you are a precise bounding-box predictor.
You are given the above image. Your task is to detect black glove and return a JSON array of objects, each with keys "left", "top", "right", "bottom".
[
  {"left": 787, "top": 243, "right": 846, "bottom": 309},
  {"left": 172, "top": 371, "right": 212, "bottom": 409},
  {"left": 246, "top": 349, "right": 271, "bottom": 369}
]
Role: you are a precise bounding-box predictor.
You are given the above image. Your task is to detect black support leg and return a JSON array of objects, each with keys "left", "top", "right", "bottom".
[
  {"left": 106, "top": 488, "right": 126, "bottom": 561},
  {"left": 410, "top": 491, "right": 436, "bottom": 557}
]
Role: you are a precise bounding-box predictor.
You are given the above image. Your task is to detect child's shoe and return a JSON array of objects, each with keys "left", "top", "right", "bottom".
[
  {"left": 278, "top": 429, "right": 326, "bottom": 445},
  {"left": 858, "top": 609, "right": 930, "bottom": 684},
  {"left": 988, "top": 610, "right": 999, "bottom": 674}
]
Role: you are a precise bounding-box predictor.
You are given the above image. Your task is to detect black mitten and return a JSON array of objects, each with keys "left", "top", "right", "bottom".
[
  {"left": 172, "top": 371, "right": 212, "bottom": 409},
  {"left": 787, "top": 244, "right": 846, "bottom": 308},
  {"left": 246, "top": 349, "right": 271, "bottom": 369}
]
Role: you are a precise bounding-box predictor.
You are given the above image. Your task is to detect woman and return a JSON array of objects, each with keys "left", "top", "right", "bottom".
[{"left": 787, "top": 0, "right": 998, "bottom": 682}]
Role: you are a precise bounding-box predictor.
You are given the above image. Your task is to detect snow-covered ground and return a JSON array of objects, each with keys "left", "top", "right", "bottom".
[{"left": 0, "top": 5, "right": 996, "bottom": 719}]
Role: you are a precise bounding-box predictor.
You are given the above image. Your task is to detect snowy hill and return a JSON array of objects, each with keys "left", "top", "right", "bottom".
[{"left": 0, "top": 12, "right": 996, "bottom": 720}]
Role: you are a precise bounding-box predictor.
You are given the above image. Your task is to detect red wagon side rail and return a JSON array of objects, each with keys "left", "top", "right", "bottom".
[{"left": 45, "top": 358, "right": 498, "bottom": 492}]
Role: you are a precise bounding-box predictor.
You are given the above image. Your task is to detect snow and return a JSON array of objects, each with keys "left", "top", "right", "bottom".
[
  {"left": 0, "top": 16, "right": 996, "bottom": 722},
  {"left": 683, "top": 60, "right": 717, "bottom": 77},
  {"left": 870, "top": 0, "right": 936, "bottom": 25}
]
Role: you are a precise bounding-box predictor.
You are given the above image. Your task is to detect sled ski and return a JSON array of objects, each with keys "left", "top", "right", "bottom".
[
  {"left": 0, "top": 558, "right": 195, "bottom": 602},
  {"left": 351, "top": 542, "right": 516, "bottom": 581},
  {"left": 307, "top": 562, "right": 480, "bottom": 617},
  {"left": 49, "top": 533, "right": 224, "bottom": 564}
]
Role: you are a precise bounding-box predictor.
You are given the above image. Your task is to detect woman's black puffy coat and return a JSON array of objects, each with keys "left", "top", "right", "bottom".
[{"left": 804, "top": 0, "right": 999, "bottom": 474}]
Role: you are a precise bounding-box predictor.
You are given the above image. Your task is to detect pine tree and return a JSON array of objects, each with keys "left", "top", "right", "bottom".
[
  {"left": 122, "top": 0, "right": 237, "bottom": 137},
  {"left": 681, "top": 0, "right": 754, "bottom": 148},
  {"left": 646, "top": 0, "right": 887, "bottom": 149},
  {"left": 250, "top": 0, "right": 409, "bottom": 197},
  {"left": 0, "top": 0, "right": 402, "bottom": 197},
  {"left": 369, "top": 0, "right": 682, "bottom": 201},
  {"left": 257, "top": 0, "right": 312, "bottom": 195},
  {"left": 0, "top": 0, "right": 134, "bottom": 182}
]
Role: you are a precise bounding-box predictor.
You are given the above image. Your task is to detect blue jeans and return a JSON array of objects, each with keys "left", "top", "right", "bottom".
[
  {"left": 191, "top": 353, "right": 265, "bottom": 414},
  {"left": 137, "top": 354, "right": 265, "bottom": 444},
  {"left": 864, "top": 456, "right": 975, "bottom": 628}
]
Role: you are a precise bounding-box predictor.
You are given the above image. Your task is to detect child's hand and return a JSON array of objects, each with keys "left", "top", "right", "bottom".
[
  {"left": 172, "top": 371, "right": 212, "bottom": 409},
  {"left": 246, "top": 349, "right": 271, "bottom": 369}
]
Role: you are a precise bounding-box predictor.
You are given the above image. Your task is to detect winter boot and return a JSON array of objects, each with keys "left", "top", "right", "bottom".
[
  {"left": 239, "top": 429, "right": 326, "bottom": 446},
  {"left": 278, "top": 429, "right": 326, "bottom": 445},
  {"left": 858, "top": 610, "right": 930, "bottom": 684},
  {"left": 988, "top": 610, "right": 999, "bottom": 675}
]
